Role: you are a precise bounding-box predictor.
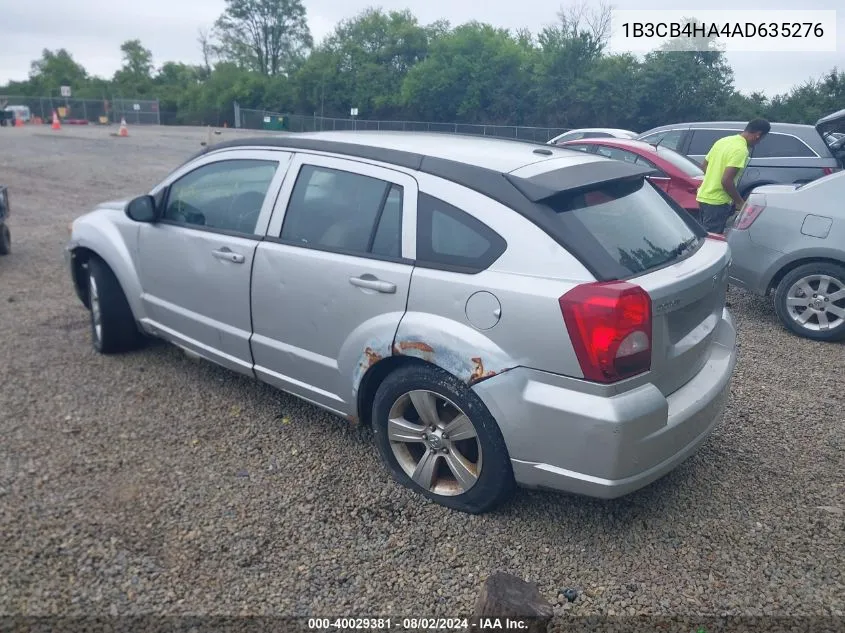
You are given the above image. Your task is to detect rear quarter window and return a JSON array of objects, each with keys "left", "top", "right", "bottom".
[
  {"left": 753, "top": 133, "right": 817, "bottom": 158},
  {"left": 416, "top": 193, "right": 507, "bottom": 273}
]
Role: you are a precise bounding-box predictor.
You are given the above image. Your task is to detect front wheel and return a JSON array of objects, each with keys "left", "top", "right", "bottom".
[
  {"left": 371, "top": 363, "right": 515, "bottom": 514},
  {"left": 774, "top": 262, "right": 845, "bottom": 341},
  {"left": 87, "top": 257, "right": 144, "bottom": 353}
]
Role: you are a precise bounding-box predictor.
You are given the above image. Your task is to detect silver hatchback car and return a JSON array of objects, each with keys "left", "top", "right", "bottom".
[{"left": 67, "top": 132, "right": 738, "bottom": 513}]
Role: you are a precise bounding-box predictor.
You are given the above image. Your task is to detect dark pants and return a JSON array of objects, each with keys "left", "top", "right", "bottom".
[{"left": 698, "top": 202, "right": 733, "bottom": 234}]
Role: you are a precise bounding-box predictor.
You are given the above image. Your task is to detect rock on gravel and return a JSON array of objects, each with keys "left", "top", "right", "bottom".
[{"left": 0, "top": 126, "right": 843, "bottom": 621}]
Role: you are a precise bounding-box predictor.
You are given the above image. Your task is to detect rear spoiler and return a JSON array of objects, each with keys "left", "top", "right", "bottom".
[{"left": 504, "top": 160, "right": 656, "bottom": 203}]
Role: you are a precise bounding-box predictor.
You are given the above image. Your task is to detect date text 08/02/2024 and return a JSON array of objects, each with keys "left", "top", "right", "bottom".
[{"left": 307, "top": 617, "right": 533, "bottom": 630}]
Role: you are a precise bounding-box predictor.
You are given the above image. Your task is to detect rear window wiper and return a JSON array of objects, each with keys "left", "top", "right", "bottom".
[{"left": 672, "top": 236, "right": 699, "bottom": 258}]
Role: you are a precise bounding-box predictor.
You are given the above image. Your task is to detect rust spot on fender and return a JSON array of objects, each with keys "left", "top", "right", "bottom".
[
  {"left": 363, "top": 347, "right": 382, "bottom": 367},
  {"left": 469, "top": 357, "right": 497, "bottom": 385},
  {"left": 346, "top": 414, "right": 359, "bottom": 427},
  {"left": 397, "top": 341, "right": 434, "bottom": 353}
]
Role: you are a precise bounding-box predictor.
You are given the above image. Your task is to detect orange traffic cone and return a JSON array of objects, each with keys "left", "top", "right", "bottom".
[
  {"left": 51, "top": 110, "right": 61, "bottom": 130},
  {"left": 118, "top": 117, "right": 129, "bottom": 137},
  {"left": 15, "top": 115, "right": 23, "bottom": 128}
]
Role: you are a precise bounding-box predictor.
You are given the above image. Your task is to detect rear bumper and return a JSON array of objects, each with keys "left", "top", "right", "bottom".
[
  {"left": 725, "top": 227, "right": 783, "bottom": 296},
  {"left": 472, "top": 308, "right": 737, "bottom": 499}
]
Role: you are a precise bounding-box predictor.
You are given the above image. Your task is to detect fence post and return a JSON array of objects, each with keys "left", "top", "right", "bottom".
[
  {"left": 82, "top": 100, "right": 87, "bottom": 122},
  {"left": 156, "top": 99, "right": 161, "bottom": 125}
]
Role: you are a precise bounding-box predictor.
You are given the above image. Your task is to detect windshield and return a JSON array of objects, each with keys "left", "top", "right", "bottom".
[
  {"left": 541, "top": 178, "right": 700, "bottom": 276},
  {"left": 655, "top": 147, "right": 704, "bottom": 177}
]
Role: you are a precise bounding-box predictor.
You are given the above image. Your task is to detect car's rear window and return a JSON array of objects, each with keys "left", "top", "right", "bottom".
[
  {"left": 541, "top": 178, "right": 700, "bottom": 276},
  {"left": 655, "top": 147, "right": 704, "bottom": 177}
]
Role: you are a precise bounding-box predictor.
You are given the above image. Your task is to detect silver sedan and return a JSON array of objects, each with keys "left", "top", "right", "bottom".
[{"left": 727, "top": 171, "right": 845, "bottom": 341}]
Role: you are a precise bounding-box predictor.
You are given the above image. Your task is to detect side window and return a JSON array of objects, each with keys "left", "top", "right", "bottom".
[
  {"left": 639, "top": 132, "right": 664, "bottom": 145},
  {"left": 688, "top": 129, "right": 734, "bottom": 155},
  {"left": 595, "top": 146, "right": 639, "bottom": 164},
  {"left": 635, "top": 154, "right": 668, "bottom": 177},
  {"left": 416, "top": 193, "right": 507, "bottom": 272},
  {"left": 753, "top": 133, "right": 816, "bottom": 158},
  {"left": 582, "top": 132, "right": 613, "bottom": 139},
  {"left": 655, "top": 129, "right": 685, "bottom": 152},
  {"left": 163, "top": 159, "right": 278, "bottom": 235},
  {"left": 280, "top": 164, "right": 403, "bottom": 258},
  {"left": 561, "top": 143, "right": 592, "bottom": 152},
  {"left": 370, "top": 185, "right": 403, "bottom": 258}
]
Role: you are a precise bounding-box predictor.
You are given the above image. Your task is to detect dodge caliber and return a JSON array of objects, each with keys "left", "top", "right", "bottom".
[{"left": 66, "top": 132, "right": 738, "bottom": 514}]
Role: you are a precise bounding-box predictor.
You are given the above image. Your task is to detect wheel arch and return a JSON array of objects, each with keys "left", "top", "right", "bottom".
[
  {"left": 68, "top": 219, "right": 144, "bottom": 321},
  {"left": 352, "top": 315, "right": 517, "bottom": 427},
  {"left": 766, "top": 255, "right": 845, "bottom": 295}
]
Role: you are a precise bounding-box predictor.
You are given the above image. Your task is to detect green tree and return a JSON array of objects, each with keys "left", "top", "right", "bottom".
[
  {"left": 27, "top": 49, "right": 88, "bottom": 96},
  {"left": 401, "top": 23, "right": 533, "bottom": 124},
  {"left": 636, "top": 48, "right": 736, "bottom": 130},
  {"left": 214, "top": 0, "right": 312, "bottom": 76},
  {"left": 528, "top": 3, "right": 611, "bottom": 126},
  {"left": 113, "top": 40, "right": 154, "bottom": 96},
  {"left": 297, "top": 9, "right": 432, "bottom": 119}
]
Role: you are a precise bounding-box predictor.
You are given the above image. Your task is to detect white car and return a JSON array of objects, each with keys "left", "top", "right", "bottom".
[
  {"left": 4, "top": 105, "right": 31, "bottom": 123},
  {"left": 548, "top": 128, "right": 638, "bottom": 145}
]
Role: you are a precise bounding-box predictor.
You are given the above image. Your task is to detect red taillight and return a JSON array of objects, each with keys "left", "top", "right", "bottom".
[
  {"left": 559, "top": 281, "right": 652, "bottom": 383},
  {"left": 734, "top": 203, "right": 765, "bottom": 230},
  {"left": 707, "top": 232, "right": 727, "bottom": 241},
  {"left": 822, "top": 167, "right": 840, "bottom": 176}
]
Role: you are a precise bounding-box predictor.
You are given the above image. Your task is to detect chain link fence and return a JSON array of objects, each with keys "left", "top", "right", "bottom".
[
  {"left": 0, "top": 95, "right": 160, "bottom": 124},
  {"left": 236, "top": 107, "right": 569, "bottom": 144}
]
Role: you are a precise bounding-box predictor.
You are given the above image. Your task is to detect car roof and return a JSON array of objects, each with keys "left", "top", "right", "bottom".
[
  {"left": 204, "top": 130, "right": 604, "bottom": 174},
  {"left": 563, "top": 138, "right": 660, "bottom": 153},
  {"left": 563, "top": 128, "right": 636, "bottom": 134},
  {"left": 639, "top": 121, "right": 817, "bottom": 135},
  {"left": 195, "top": 130, "right": 656, "bottom": 282}
]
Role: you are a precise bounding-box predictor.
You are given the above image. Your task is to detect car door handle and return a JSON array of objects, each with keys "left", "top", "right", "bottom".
[
  {"left": 212, "top": 248, "right": 245, "bottom": 264},
  {"left": 349, "top": 275, "right": 396, "bottom": 294}
]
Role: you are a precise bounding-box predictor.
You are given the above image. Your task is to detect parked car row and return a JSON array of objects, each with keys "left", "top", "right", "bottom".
[
  {"left": 67, "top": 131, "right": 738, "bottom": 514},
  {"left": 554, "top": 109, "right": 845, "bottom": 342}
]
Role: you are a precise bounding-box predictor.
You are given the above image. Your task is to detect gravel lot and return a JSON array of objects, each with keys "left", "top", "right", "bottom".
[{"left": 1, "top": 124, "right": 843, "bottom": 624}]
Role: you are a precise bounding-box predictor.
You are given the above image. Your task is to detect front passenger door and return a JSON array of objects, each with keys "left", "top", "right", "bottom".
[{"left": 137, "top": 151, "right": 291, "bottom": 374}]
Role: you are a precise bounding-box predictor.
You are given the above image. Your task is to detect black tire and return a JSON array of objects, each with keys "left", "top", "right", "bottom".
[
  {"left": 0, "top": 223, "right": 9, "bottom": 255},
  {"left": 371, "top": 363, "right": 515, "bottom": 514},
  {"left": 773, "top": 261, "right": 845, "bottom": 342},
  {"left": 87, "top": 256, "right": 143, "bottom": 353}
]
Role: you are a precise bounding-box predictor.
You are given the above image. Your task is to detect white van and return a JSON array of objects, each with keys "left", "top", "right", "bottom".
[{"left": 5, "top": 105, "right": 32, "bottom": 122}]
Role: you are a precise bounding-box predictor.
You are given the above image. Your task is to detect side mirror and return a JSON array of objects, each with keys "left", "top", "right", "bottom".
[{"left": 125, "top": 195, "right": 157, "bottom": 223}]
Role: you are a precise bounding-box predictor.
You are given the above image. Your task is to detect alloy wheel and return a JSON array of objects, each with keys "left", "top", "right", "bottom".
[
  {"left": 785, "top": 274, "right": 845, "bottom": 332},
  {"left": 89, "top": 273, "right": 103, "bottom": 344},
  {"left": 386, "top": 389, "right": 482, "bottom": 497}
]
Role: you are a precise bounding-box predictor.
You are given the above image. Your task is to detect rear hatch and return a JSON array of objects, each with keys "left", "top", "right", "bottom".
[
  {"left": 507, "top": 162, "right": 729, "bottom": 395},
  {"left": 816, "top": 108, "right": 845, "bottom": 168}
]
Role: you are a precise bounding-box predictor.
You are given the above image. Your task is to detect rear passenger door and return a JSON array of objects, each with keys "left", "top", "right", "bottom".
[{"left": 250, "top": 154, "right": 417, "bottom": 413}]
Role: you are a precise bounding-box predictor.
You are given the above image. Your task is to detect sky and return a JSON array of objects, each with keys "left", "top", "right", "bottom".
[{"left": 0, "top": 0, "right": 842, "bottom": 98}]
